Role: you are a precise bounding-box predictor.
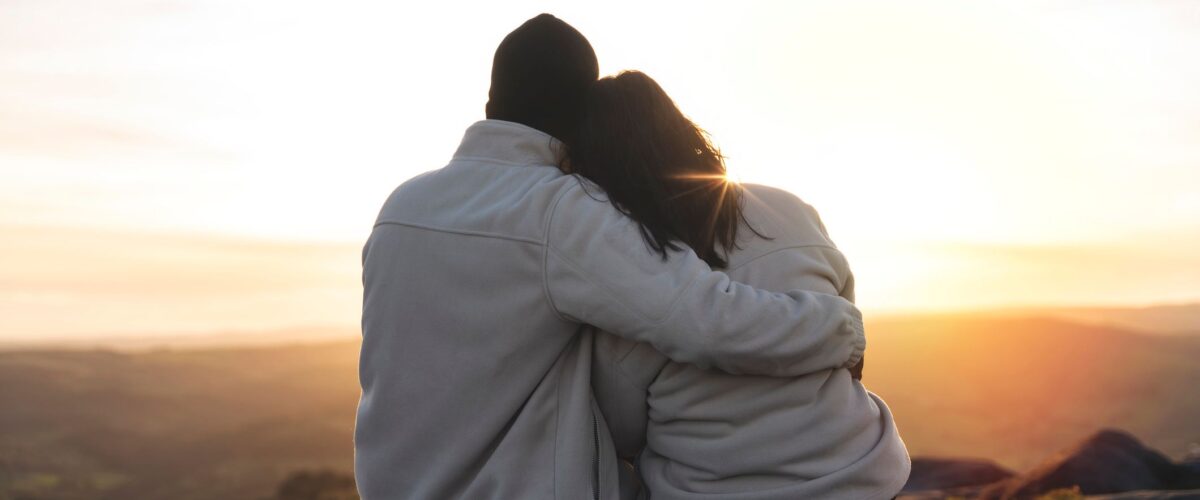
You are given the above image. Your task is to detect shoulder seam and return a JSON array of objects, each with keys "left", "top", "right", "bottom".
[
  {"left": 450, "top": 156, "right": 559, "bottom": 168},
  {"left": 373, "top": 220, "right": 543, "bottom": 246},
  {"left": 727, "top": 244, "right": 841, "bottom": 272},
  {"left": 541, "top": 183, "right": 581, "bottom": 322}
]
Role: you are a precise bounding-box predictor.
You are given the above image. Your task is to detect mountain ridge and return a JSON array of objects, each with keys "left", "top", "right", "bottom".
[{"left": 1, "top": 314, "right": 1197, "bottom": 499}]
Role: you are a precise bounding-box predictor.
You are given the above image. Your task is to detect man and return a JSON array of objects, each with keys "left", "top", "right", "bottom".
[{"left": 355, "top": 14, "right": 865, "bottom": 499}]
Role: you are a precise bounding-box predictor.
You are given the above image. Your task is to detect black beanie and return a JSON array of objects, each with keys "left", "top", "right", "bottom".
[{"left": 485, "top": 14, "right": 599, "bottom": 143}]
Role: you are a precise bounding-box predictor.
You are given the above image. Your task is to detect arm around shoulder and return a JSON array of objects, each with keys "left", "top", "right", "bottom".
[{"left": 543, "top": 181, "right": 864, "bottom": 377}]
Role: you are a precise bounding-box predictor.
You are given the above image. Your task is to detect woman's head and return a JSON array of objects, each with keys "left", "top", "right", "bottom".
[{"left": 567, "top": 71, "right": 749, "bottom": 268}]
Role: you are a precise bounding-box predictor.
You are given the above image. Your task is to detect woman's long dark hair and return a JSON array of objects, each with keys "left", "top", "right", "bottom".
[{"left": 566, "top": 71, "right": 755, "bottom": 269}]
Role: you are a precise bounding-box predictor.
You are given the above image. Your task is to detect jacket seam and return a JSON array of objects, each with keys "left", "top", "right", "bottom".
[
  {"left": 541, "top": 186, "right": 576, "bottom": 323},
  {"left": 471, "top": 118, "right": 558, "bottom": 140},
  {"left": 616, "top": 346, "right": 669, "bottom": 383},
  {"left": 727, "top": 244, "right": 842, "bottom": 272},
  {"left": 373, "top": 220, "right": 544, "bottom": 246},
  {"left": 832, "top": 252, "right": 854, "bottom": 298},
  {"left": 553, "top": 356, "right": 561, "bottom": 499},
  {"left": 449, "top": 156, "right": 559, "bottom": 168}
]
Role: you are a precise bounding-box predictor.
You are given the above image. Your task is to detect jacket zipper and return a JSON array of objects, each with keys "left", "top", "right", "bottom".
[{"left": 591, "top": 409, "right": 600, "bottom": 500}]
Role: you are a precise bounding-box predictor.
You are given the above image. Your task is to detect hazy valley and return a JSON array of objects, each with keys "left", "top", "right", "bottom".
[{"left": 2, "top": 313, "right": 1198, "bottom": 499}]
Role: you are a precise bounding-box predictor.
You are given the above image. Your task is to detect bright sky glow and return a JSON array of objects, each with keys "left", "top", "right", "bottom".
[{"left": 2, "top": 0, "right": 1198, "bottom": 340}]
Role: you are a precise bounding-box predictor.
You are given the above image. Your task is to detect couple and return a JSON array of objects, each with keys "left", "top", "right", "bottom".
[{"left": 355, "top": 14, "right": 909, "bottom": 500}]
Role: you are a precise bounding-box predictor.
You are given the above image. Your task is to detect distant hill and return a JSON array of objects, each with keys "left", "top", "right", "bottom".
[
  {"left": 0, "top": 325, "right": 358, "bottom": 352},
  {"left": 864, "top": 315, "right": 1200, "bottom": 469},
  {"left": 984, "top": 303, "right": 1200, "bottom": 336},
  {"left": 0, "top": 342, "right": 360, "bottom": 500},
  {"left": 1, "top": 315, "right": 1197, "bottom": 499},
  {"left": 900, "top": 428, "right": 1200, "bottom": 498}
]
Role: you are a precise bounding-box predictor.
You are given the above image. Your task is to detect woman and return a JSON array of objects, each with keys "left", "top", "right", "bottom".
[{"left": 568, "top": 71, "right": 910, "bottom": 499}]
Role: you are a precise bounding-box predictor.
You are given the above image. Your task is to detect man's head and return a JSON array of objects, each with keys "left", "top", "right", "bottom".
[{"left": 486, "top": 14, "right": 598, "bottom": 144}]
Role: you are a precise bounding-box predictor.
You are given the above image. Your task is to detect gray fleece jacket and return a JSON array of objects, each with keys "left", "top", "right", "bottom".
[
  {"left": 355, "top": 121, "right": 866, "bottom": 499},
  {"left": 592, "top": 184, "right": 911, "bottom": 500}
]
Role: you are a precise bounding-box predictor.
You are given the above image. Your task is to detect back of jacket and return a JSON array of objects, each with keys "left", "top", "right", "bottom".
[
  {"left": 593, "top": 184, "right": 910, "bottom": 500},
  {"left": 358, "top": 121, "right": 864, "bottom": 499},
  {"left": 356, "top": 120, "right": 620, "bottom": 499}
]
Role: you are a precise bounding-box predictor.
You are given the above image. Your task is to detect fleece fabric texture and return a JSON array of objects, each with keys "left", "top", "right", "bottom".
[
  {"left": 355, "top": 120, "right": 865, "bottom": 499},
  {"left": 592, "top": 184, "right": 911, "bottom": 500}
]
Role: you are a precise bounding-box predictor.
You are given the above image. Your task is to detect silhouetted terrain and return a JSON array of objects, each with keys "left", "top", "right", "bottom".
[
  {"left": 992, "top": 304, "right": 1200, "bottom": 336},
  {"left": 1, "top": 315, "right": 1197, "bottom": 499},
  {"left": 0, "top": 343, "right": 360, "bottom": 500},
  {"left": 900, "top": 429, "right": 1200, "bottom": 499},
  {"left": 864, "top": 316, "right": 1200, "bottom": 469}
]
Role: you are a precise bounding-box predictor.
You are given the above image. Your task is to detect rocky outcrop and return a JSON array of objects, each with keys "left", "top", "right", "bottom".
[
  {"left": 275, "top": 469, "right": 358, "bottom": 500},
  {"left": 903, "top": 457, "right": 1016, "bottom": 492},
  {"left": 1085, "top": 489, "right": 1200, "bottom": 499},
  {"left": 978, "top": 430, "right": 1198, "bottom": 499},
  {"left": 902, "top": 429, "right": 1200, "bottom": 500}
]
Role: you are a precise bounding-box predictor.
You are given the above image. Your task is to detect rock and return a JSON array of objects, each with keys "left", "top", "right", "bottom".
[
  {"left": 1180, "top": 447, "right": 1200, "bottom": 489},
  {"left": 275, "top": 469, "right": 358, "bottom": 500},
  {"left": 902, "top": 457, "right": 1016, "bottom": 492},
  {"left": 1085, "top": 489, "right": 1200, "bottom": 499},
  {"left": 978, "top": 429, "right": 1195, "bottom": 499}
]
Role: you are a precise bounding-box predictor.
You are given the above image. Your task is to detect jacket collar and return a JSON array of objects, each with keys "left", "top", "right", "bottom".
[{"left": 452, "top": 119, "right": 564, "bottom": 167}]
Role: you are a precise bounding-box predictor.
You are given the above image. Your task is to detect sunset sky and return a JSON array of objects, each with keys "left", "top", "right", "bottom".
[{"left": 2, "top": 0, "right": 1198, "bottom": 342}]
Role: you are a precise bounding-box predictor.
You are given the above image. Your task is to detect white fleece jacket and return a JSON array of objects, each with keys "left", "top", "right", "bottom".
[
  {"left": 355, "top": 121, "right": 866, "bottom": 499},
  {"left": 592, "top": 184, "right": 911, "bottom": 500}
]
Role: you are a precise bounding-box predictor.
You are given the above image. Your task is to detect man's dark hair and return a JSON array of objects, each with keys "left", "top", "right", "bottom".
[{"left": 486, "top": 14, "right": 598, "bottom": 144}]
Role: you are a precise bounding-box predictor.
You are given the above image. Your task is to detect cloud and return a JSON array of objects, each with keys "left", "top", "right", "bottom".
[
  {"left": 0, "top": 225, "right": 362, "bottom": 340},
  {"left": 0, "top": 105, "right": 176, "bottom": 158},
  {"left": 874, "top": 239, "right": 1200, "bottom": 309}
]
